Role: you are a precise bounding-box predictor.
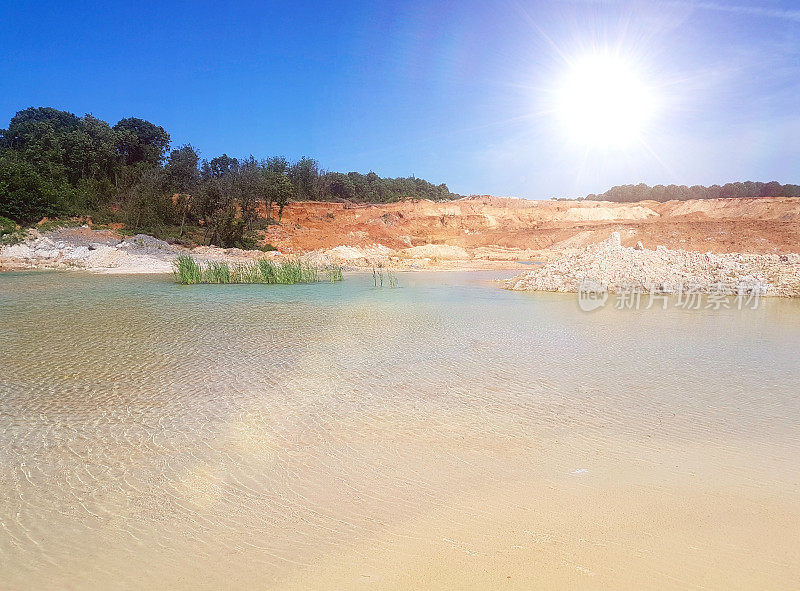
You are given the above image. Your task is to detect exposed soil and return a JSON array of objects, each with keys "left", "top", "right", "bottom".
[
  {"left": 2, "top": 196, "right": 798, "bottom": 274},
  {"left": 264, "top": 196, "right": 800, "bottom": 256}
]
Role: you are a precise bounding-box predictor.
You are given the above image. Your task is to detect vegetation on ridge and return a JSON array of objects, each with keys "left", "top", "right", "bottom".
[
  {"left": 0, "top": 106, "right": 460, "bottom": 248},
  {"left": 582, "top": 181, "right": 800, "bottom": 203}
]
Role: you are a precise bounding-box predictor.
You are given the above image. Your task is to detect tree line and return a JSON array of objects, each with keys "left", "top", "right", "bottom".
[
  {"left": 583, "top": 181, "right": 800, "bottom": 203},
  {"left": 0, "top": 107, "right": 458, "bottom": 247}
]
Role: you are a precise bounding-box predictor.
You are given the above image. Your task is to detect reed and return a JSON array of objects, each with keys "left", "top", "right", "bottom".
[
  {"left": 372, "top": 267, "right": 399, "bottom": 288},
  {"left": 275, "top": 259, "right": 304, "bottom": 284},
  {"left": 327, "top": 266, "right": 343, "bottom": 283},
  {"left": 387, "top": 270, "right": 399, "bottom": 288},
  {"left": 231, "top": 262, "right": 264, "bottom": 284},
  {"left": 203, "top": 261, "right": 231, "bottom": 284},
  {"left": 173, "top": 254, "right": 203, "bottom": 284},
  {"left": 173, "top": 256, "right": 342, "bottom": 285},
  {"left": 258, "top": 259, "right": 279, "bottom": 284}
]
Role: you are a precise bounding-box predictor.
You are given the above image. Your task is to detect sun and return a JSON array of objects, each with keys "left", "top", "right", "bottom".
[{"left": 553, "top": 53, "right": 656, "bottom": 150}]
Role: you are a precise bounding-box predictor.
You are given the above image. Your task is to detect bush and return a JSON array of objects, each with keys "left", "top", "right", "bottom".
[
  {"left": 0, "top": 216, "right": 24, "bottom": 245},
  {"left": 0, "top": 153, "right": 70, "bottom": 224}
]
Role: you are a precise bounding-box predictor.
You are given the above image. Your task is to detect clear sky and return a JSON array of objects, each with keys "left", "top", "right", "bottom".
[{"left": 1, "top": 0, "right": 799, "bottom": 198}]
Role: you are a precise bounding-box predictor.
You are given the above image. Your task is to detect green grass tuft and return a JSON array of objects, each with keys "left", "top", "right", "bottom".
[
  {"left": 173, "top": 256, "right": 341, "bottom": 285},
  {"left": 173, "top": 254, "right": 203, "bottom": 284},
  {"left": 203, "top": 261, "right": 231, "bottom": 284}
]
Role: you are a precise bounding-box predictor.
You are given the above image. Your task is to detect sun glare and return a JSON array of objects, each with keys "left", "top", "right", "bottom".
[{"left": 554, "top": 53, "right": 656, "bottom": 150}]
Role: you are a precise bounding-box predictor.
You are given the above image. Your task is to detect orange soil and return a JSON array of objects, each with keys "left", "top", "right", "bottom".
[{"left": 262, "top": 196, "right": 800, "bottom": 255}]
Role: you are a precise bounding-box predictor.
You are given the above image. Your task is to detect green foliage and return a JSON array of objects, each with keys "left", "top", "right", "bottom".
[
  {"left": 0, "top": 151, "right": 71, "bottom": 223},
  {"left": 203, "top": 261, "right": 231, "bottom": 284},
  {"left": 230, "top": 262, "right": 263, "bottom": 284},
  {"left": 173, "top": 255, "right": 338, "bottom": 285},
  {"left": 314, "top": 171, "right": 454, "bottom": 203},
  {"left": 0, "top": 215, "right": 24, "bottom": 245},
  {"left": 0, "top": 215, "right": 16, "bottom": 232},
  {"left": 165, "top": 145, "right": 200, "bottom": 194},
  {"left": 112, "top": 117, "right": 170, "bottom": 167},
  {"left": 586, "top": 181, "right": 800, "bottom": 202},
  {"left": 0, "top": 106, "right": 460, "bottom": 245},
  {"left": 265, "top": 169, "right": 294, "bottom": 220},
  {"left": 261, "top": 258, "right": 318, "bottom": 284},
  {"left": 173, "top": 254, "right": 203, "bottom": 284},
  {"left": 3, "top": 108, "right": 118, "bottom": 189},
  {"left": 257, "top": 258, "right": 278, "bottom": 283},
  {"left": 288, "top": 156, "right": 320, "bottom": 200},
  {"left": 327, "top": 266, "right": 343, "bottom": 282}
]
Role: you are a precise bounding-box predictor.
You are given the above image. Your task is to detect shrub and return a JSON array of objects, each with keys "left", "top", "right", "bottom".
[
  {"left": 0, "top": 153, "right": 70, "bottom": 224},
  {"left": 0, "top": 216, "right": 24, "bottom": 245}
]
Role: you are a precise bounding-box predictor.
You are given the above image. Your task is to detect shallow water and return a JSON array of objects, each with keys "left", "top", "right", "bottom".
[{"left": 1, "top": 271, "right": 799, "bottom": 590}]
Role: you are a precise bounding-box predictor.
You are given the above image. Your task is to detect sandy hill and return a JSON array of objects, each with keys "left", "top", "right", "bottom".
[{"left": 264, "top": 196, "right": 800, "bottom": 256}]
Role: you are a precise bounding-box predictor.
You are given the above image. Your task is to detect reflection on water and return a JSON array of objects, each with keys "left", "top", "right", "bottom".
[{"left": 1, "top": 271, "right": 799, "bottom": 590}]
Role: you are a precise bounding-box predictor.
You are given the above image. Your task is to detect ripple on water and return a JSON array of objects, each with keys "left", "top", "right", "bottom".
[{"left": 1, "top": 271, "right": 799, "bottom": 589}]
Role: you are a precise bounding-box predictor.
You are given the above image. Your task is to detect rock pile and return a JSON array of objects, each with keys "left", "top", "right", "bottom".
[
  {"left": 0, "top": 229, "right": 175, "bottom": 273},
  {"left": 504, "top": 232, "right": 800, "bottom": 297}
]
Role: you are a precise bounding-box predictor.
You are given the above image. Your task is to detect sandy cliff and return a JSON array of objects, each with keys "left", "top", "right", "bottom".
[{"left": 265, "top": 195, "right": 800, "bottom": 257}]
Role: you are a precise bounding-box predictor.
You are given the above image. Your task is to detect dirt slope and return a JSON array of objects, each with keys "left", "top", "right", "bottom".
[{"left": 263, "top": 196, "right": 800, "bottom": 257}]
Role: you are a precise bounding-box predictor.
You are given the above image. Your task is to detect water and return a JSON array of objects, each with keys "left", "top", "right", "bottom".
[{"left": 1, "top": 271, "right": 799, "bottom": 590}]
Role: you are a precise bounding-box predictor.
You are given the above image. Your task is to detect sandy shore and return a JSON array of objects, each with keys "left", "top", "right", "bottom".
[
  {"left": 4, "top": 226, "right": 799, "bottom": 298},
  {"left": 0, "top": 226, "right": 536, "bottom": 274}
]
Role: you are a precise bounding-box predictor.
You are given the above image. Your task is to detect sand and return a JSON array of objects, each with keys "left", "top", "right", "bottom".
[
  {"left": 265, "top": 195, "right": 800, "bottom": 254},
  {"left": 3, "top": 196, "right": 799, "bottom": 277}
]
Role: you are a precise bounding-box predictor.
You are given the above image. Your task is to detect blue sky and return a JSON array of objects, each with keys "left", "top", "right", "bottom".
[{"left": 1, "top": 0, "right": 799, "bottom": 198}]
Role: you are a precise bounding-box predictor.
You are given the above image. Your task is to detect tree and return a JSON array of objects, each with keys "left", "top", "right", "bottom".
[
  {"left": 202, "top": 154, "right": 238, "bottom": 178},
  {"left": 197, "top": 155, "right": 249, "bottom": 247},
  {"left": 0, "top": 106, "right": 464, "bottom": 240},
  {"left": 288, "top": 157, "right": 320, "bottom": 200},
  {"left": 165, "top": 145, "right": 200, "bottom": 194},
  {"left": 323, "top": 172, "right": 356, "bottom": 200},
  {"left": 238, "top": 157, "right": 263, "bottom": 232},
  {"left": 165, "top": 145, "right": 200, "bottom": 237},
  {"left": 0, "top": 151, "right": 70, "bottom": 224},
  {"left": 265, "top": 170, "right": 294, "bottom": 220},
  {"left": 77, "top": 114, "right": 119, "bottom": 183},
  {"left": 113, "top": 117, "right": 170, "bottom": 168},
  {"left": 760, "top": 180, "right": 782, "bottom": 197},
  {"left": 584, "top": 180, "right": 800, "bottom": 202},
  {"left": 264, "top": 156, "right": 289, "bottom": 175},
  {"left": 3, "top": 107, "right": 80, "bottom": 182}
]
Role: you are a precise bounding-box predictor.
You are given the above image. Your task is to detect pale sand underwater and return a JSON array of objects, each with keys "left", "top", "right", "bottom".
[{"left": 1, "top": 271, "right": 798, "bottom": 589}]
